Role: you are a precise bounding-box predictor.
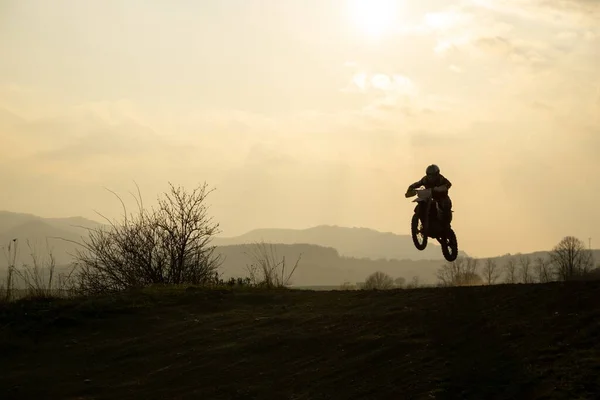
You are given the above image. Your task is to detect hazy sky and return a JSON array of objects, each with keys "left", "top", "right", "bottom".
[{"left": 1, "top": 0, "right": 598, "bottom": 257}]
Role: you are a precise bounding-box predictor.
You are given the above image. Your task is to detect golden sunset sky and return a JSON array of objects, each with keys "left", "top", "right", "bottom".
[{"left": 0, "top": 0, "right": 598, "bottom": 257}]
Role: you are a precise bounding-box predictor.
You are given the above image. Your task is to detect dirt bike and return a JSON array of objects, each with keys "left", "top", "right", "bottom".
[{"left": 405, "top": 187, "right": 458, "bottom": 262}]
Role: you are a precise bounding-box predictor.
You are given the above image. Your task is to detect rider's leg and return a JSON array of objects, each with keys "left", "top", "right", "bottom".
[{"left": 440, "top": 196, "right": 452, "bottom": 224}]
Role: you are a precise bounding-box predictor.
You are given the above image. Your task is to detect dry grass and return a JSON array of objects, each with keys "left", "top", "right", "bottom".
[
  {"left": 1, "top": 239, "right": 77, "bottom": 303},
  {"left": 244, "top": 241, "right": 301, "bottom": 288}
]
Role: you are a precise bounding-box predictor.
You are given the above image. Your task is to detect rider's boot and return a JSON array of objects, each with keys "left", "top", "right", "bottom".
[{"left": 441, "top": 209, "right": 452, "bottom": 234}]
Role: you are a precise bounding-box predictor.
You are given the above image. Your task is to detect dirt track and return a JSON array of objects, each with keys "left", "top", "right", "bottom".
[{"left": 1, "top": 282, "right": 600, "bottom": 399}]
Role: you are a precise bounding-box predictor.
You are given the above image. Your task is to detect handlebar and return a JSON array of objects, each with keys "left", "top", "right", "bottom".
[{"left": 405, "top": 187, "right": 435, "bottom": 198}]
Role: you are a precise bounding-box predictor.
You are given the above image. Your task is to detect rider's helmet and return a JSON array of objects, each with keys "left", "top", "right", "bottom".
[
  {"left": 426, "top": 164, "right": 440, "bottom": 184},
  {"left": 426, "top": 164, "right": 440, "bottom": 176}
]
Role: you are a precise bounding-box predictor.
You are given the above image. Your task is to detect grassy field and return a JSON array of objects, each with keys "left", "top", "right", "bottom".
[{"left": 1, "top": 281, "right": 600, "bottom": 399}]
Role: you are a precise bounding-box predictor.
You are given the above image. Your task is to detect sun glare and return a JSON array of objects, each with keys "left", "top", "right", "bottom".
[{"left": 348, "top": 0, "right": 399, "bottom": 40}]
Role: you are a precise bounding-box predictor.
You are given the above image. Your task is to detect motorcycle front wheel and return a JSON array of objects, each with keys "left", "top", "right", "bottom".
[{"left": 411, "top": 213, "right": 428, "bottom": 250}]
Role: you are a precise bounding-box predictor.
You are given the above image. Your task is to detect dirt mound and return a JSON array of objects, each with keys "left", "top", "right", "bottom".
[{"left": 1, "top": 282, "right": 600, "bottom": 399}]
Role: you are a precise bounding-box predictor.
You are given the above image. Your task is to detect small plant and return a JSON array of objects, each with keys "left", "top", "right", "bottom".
[
  {"left": 222, "top": 276, "right": 253, "bottom": 288},
  {"left": 206, "top": 271, "right": 254, "bottom": 288}
]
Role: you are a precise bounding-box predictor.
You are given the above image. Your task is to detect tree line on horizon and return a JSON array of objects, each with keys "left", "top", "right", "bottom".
[{"left": 359, "top": 235, "right": 598, "bottom": 290}]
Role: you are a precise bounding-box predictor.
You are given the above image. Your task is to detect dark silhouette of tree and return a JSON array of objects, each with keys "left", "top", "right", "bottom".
[
  {"left": 550, "top": 236, "right": 593, "bottom": 281},
  {"left": 518, "top": 255, "right": 534, "bottom": 283},
  {"left": 534, "top": 256, "right": 553, "bottom": 283},
  {"left": 504, "top": 257, "right": 518, "bottom": 284},
  {"left": 482, "top": 258, "right": 501, "bottom": 285}
]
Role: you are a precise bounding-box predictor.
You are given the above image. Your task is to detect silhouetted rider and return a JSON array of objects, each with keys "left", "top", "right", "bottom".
[{"left": 407, "top": 164, "right": 453, "bottom": 225}]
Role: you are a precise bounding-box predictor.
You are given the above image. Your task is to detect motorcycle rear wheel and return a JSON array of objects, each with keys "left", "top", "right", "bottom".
[{"left": 441, "top": 228, "right": 458, "bottom": 261}]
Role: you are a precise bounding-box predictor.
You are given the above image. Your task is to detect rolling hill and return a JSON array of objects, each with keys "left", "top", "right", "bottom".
[
  {"left": 212, "top": 225, "right": 468, "bottom": 261},
  {"left": 216, "top": 243, "right": 446, "bottom": 286}
]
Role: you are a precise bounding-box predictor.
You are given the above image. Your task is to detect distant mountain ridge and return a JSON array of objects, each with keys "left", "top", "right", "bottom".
[
  {"left": 0, "top": 211, "right": 102, "bottom": 234},
  {"left": 213, "top": 225, "right": 468, "bottom": 261},
  {"left": 0, "top": 211, "right": 102, "bottom": 267},
  {"left": 0, "top": 211, "right": 464, "bottom": 285},
  {"left": 1, "top": 211, "right": 467, "bottom": 263}
]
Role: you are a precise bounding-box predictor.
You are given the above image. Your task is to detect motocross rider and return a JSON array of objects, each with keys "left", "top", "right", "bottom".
[{"left": 407, "top": 164, "right": 453, "bottom": 225}]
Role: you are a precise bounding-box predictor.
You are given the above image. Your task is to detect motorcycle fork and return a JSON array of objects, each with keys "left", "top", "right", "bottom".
[{"left": 421, "top": 201, "right": 431, "bottom": 235}]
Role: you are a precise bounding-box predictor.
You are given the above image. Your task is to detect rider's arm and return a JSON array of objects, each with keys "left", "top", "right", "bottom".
[
  {"left": 433, "top": 176, "right": 452, "bottom": 192},
  {"left": 408, "top": 176, "right": 426, "bottom": 190}
]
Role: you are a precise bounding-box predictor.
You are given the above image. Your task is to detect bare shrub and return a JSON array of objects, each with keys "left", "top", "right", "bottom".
[
  {"left": 437, "top": 256, "right": 481, "bottom": 287},
  {"left": 72, "top": 182, "right": 222, "bottom": 294},
  {"left": 363, "top": 271, "right": 394, "bottom": 290}
]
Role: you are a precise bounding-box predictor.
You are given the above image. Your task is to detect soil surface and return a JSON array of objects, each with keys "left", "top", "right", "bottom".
[{"left": 1, "top": 282, "right": 600, "bottom": 399}]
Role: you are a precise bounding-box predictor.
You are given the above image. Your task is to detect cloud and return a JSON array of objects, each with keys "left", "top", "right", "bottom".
[
  {"left": 345, "top": 70, "right": 419, "bottom": 98},
  {"left": 417, "top": 0, "right": 598, "bottom": 72},
  {"left": 470, "top": 0, "right": 600, "bottom": 27},
  {"left": 424, "top": 8, "right": 474, "bottom": 31},
  {"left": 36, "top": 122, "right": 162, "bottom": 162},
  {"left": 473, "top": 36, "right": 556, "bottom": 70},
  {"left": 409, "top": 130, "right": 467, "bottom": 148},
  {"left": 556, "top": 31, "right": 578, "bottom": 40},
  {"left": 351, "top": 72, "right": 368, "bottom": 92},
  {"left": 538, "top": 0, "right": 600, "bottom": 19},
  {"left": 531, "top": 101, "right": 553, "bottom": 112},
  {"left": 0, "top": 101, "right": 252, "bottom": 189}
]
